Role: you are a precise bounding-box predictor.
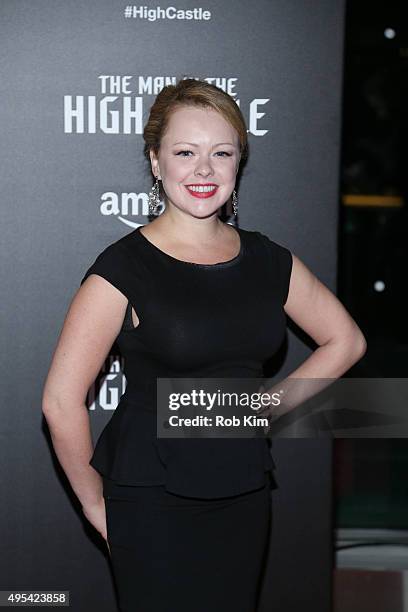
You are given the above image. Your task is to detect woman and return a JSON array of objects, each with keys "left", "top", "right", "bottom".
[{"left": 42, "top": 78, "right": 366, "bottom": 611}]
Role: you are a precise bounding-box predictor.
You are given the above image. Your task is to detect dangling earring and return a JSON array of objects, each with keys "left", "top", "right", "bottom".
[
  {"left": 232, "top": 189, "right": 238, "bottom": 216},
  {"left": 148, "top": 176, "right": 161, "bottom": 215}
]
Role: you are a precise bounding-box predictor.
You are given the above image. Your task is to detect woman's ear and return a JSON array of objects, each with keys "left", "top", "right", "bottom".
[{"left": 149, "top": 149, "right": 161, "bottom": 179}]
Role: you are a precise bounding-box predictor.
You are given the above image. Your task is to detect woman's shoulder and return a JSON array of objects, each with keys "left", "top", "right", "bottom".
[
  {"left": 238, "top": 225, "right": 292, "bottom": 256},
  {"left": 88, "top": 227, "right": 143, "bottom": 260},
  {"left": 80, "top": 228, "right": 144, "bottom": 288},
  {"left": 240, "top": 227, "right": 293, "bottom": 304}
]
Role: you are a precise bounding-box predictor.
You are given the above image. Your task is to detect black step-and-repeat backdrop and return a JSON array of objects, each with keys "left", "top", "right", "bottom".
[{"left": 1, "top": 1, "right": 344, "bottom": 610}]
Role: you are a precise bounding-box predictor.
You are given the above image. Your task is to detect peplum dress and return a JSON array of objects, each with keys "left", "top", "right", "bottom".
[{"left": 80, "top": 225, "right": 293, "bottom": 500}]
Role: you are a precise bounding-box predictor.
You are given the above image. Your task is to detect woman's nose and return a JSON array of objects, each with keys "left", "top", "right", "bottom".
[{"left": 194, "top": 158, "right": 214, "bottom": 177}]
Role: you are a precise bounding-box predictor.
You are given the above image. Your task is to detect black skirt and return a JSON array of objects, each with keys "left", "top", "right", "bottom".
[{"left": 103, "top": 476, "right": 273, "bottom": 612}]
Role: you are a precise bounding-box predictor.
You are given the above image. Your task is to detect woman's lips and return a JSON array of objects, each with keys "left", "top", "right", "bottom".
[{"left": 184, "top": 185, "right": 218, "bottom": 199}]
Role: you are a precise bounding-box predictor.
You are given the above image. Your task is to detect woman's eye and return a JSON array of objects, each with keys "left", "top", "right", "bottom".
[
  {"left": 175, "top": 150, "right": 232, "bottom": 157},
  {"left": 175, "top": 150, "right": 193, "bottom": 157}
]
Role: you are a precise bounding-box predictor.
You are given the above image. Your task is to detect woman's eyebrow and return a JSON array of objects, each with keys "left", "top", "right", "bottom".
[{"left": 172, "top": 141, "right": 235, "bottom": 147}]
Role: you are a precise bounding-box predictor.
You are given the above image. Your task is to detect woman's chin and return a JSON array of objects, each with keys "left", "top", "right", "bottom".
[{"left": 167, "top": 200, "right": 223, "bottom": 219}]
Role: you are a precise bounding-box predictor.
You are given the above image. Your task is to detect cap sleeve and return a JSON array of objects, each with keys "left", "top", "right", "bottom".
[
  {"left": 255, "top": 231, "right": 293, "bottom": 306},
  {"left": 80, "top": 242, "right": 131, "bottom": 300},
  {"left": 278, "top": 243, "right": 293, "bottom": 305}
]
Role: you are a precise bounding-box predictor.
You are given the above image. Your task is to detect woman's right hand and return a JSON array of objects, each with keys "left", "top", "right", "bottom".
[{"left": 81, "top": 498, "right": 110, "bottom": 554}]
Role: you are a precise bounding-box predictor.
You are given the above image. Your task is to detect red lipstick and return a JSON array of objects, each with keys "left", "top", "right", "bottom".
[{"left": 184, "top": 183, "right": 218, "bottom": 199}]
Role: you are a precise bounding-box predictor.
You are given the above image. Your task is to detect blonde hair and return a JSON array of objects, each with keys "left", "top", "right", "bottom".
[{"left": 143, "top": 77, "right": 248, "bottom": 168}]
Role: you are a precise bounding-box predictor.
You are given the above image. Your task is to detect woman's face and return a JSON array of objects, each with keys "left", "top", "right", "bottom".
[{"left": 150, "top": 105, "right": 241, "bottom": 219}]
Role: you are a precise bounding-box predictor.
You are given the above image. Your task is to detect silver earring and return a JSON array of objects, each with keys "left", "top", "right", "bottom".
[
  {"left": 148, "top": 177, "right": 161, "bottom": 215},
  {"left": 232, "top": 189, "right": 238, "bottom": 216}
]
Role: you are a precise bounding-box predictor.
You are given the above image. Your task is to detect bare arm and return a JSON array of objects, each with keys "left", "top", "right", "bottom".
[
  {"left": 42, "top": 275, "right": 133, "bottom": 508},
  {"left": 261, "top": 253, "right": 367, "bottom": 417},
  {"left": 285, "top": 253, "right": 367, "bottom": 376}
]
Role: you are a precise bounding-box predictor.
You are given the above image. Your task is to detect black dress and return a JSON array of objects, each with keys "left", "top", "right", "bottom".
[{"left": 80, "top": 225, "right": 293, "bottom": 612}]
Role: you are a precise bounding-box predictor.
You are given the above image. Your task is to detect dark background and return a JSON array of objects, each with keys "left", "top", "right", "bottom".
[{"left": 336, "top": 0, "right": 408, "bottom": 532}]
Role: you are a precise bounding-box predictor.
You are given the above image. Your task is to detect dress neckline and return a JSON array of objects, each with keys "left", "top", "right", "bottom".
[{"left": 134, "top": 224, "right": 244, "bottom": 269}]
